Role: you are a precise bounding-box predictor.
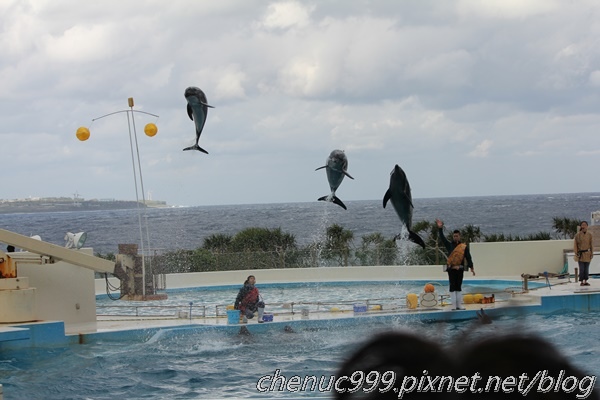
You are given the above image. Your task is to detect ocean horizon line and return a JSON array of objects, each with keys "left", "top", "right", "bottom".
[{"left": 178, "top": 191, "right": 600, "bottom": 209}]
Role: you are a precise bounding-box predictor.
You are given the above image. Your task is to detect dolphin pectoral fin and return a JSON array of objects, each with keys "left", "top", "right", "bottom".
[
  {"left": 408, "top": 230, "right": 426, "bottom": 249},
  {"left": 383, "top": 189, "right": 392, "bottom": 208},
  {"left": 315, "top": 166, "right": 326, "bottom": 171},
  {"left": 332, "top": 196, "right": 347, "bottom": 210},
  {"left": 187, "top": 104, "right": 194, "bottom": 121},
  {"left": 201, "top": 102, "right": 215, "bottom": 108},
  {"left": 343, "top": 171, "right": 354, "bottom": 180},
  {"left": 183, "top": 144, "right": 209, "bottom": 154}
]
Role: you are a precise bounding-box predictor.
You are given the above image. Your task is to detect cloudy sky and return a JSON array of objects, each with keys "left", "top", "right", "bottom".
[{"left": 2, "top": 0, "right": 600, "bottom": 207}]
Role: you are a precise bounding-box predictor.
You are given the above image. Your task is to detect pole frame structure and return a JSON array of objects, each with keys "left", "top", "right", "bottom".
[{"left": 92, "top": 99, "right": 158, "bottom": 297}]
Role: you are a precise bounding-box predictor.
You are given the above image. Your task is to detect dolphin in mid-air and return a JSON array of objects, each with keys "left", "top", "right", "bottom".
[
  {"left": 315, "top": 150, "right": 354, "bottom": 210},
  {"left": 183, "top": 86, "right": 214, "bottom": 154},
  {"left": 383, "top": 164, "right": 426, "bottom": 248}
]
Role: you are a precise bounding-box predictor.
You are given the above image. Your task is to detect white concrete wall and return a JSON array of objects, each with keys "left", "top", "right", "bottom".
[
  {"left": 470, "top": 239, "right": 572, "bottom": 276},
  {"left": 17, "top": 249, "right": 97, "bottom": 328}
]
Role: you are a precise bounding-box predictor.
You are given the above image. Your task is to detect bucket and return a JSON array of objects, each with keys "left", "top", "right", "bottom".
[
  {"left": 226, "top": 309, "right": 240, "bottom": 324},
  {"left": 262, "top": 313, "right": 273, "bottom": 322},
  {"left": 353, "top": 304, "right": 367, "bottom": 313},
  {"left": 406, "top": 293, "right": 418, "bottom": 309}
]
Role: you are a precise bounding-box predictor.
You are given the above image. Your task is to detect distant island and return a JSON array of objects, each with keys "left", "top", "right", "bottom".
[{"left": 0, "top": 197, "right": 169, "bottom": 214}]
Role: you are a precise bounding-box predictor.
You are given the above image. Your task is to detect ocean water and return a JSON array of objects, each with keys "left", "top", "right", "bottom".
[{"left": 2, "top": 192, "right": 599, "bottom": 255}]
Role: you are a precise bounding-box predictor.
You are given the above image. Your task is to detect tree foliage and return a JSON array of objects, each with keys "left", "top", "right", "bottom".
[
  {"left": 141, "top": 215, "right": 573, "bottom": 273},
  {"left": 321, "top": 224, "right": 354, "bottom": 267},
  {"left": 552, "top": 216, "right": 581, "bottom": 239},
  {"left": 355, "top": 233, "right": 397, "bottom": 266}
]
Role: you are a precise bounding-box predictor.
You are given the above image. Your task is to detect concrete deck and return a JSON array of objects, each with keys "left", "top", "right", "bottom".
[{"left": 83, "top": 275, "right": 591, "bottom": 339}]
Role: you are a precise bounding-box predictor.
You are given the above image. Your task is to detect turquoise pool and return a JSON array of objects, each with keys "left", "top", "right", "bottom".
[{"left": 2, "top": 280, "right": 596, "bottom": 400}]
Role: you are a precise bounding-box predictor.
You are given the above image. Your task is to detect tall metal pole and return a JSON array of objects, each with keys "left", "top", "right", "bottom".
[{"left": 91, "top": 98, "right": 158, "bottom": 298}]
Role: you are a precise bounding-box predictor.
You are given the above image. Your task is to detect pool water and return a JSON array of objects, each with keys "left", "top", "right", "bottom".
[
  {"left": 2, "top": 281, "right": 596, "bottom": 400},
  {"left": 96, "top": 280, "right": 529, "bottom": 318}
]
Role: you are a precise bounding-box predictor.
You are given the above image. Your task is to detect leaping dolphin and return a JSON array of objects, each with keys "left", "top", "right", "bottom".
[
  {"left": 183, "top": 86, "right": 214, "bottom": 154},
  {"left": 383, "top": 164, "right": 426, "bottom": 248},
  {"left": 315, "top": 150, "right": 354, "bottom": 210}
]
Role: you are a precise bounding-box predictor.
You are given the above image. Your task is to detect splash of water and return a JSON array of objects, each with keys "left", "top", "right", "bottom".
[
  {"left": 394, "top": 226, "right": 414, "bottom": 266},
  {"left": 308, "top": 203, "right": 332, "bottom": 268}
]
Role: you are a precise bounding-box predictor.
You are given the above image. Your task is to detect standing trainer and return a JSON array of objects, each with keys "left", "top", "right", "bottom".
[
  {"left": 436, "top": 219, "right": 475, "bottom": 310},
  {"left": 574, "top": 221, "right": 593, "bottom": 286}
]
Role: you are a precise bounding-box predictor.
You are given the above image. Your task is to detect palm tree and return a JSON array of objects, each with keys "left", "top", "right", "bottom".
[{"left": 322, "top": 224, "right": 354, "bottom": 266}]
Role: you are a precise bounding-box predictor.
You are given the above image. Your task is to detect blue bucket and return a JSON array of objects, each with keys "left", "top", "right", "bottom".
[
  {"left": 262, "top": 313, "right": 273, "bottom": 322},
  {"left": 226, "top": 309, "right": 240, "bottom": 324},
  {"left": 353, "top": 304, "right": 367, "bottom": 313}
]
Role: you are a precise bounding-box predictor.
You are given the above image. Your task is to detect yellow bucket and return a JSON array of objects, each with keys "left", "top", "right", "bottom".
[
  {"left": 463, "top": 294, "right": 474, "bottom": 304},
  {"left": 226, "top": 305, "right": 235, "bottom": 310},
  {"left": 473, "top": 294, "right": 484, "bottom": 303},
  {"left": 406, "top": 293, "right": 419, "bottom": 309}
]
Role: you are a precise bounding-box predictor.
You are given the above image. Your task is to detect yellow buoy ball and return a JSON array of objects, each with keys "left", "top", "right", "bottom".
[
  {"left": 473, "top": 294, "right": 484, "bottom": 304},
  {"left": 463, "top": 294, "right": 474, "bottom": 304},
  {"left": 144, "top": 123, "right": 158, "bottom": 137},
  {"left": 424, "top": 283, "right": 435, "bottom": 293},
  {"left": 330, "top": 307, "right": 341, "bottom": 313},
  {"left": 76, "top": 126, "right": 90, "bottom": 141}
]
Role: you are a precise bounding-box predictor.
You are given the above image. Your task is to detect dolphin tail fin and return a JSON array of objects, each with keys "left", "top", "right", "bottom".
[
  {"left": 408, "top": 230, "right": 426, "bottom": 249},
  {"left": 183, "top": 144, "right": 209, "bottom": 154},
  {"left": 317, "top": 195, "right": 347, "bottom": 210},
  {"left": 332, "top": 196, "right": 347, "bottom": 210}
]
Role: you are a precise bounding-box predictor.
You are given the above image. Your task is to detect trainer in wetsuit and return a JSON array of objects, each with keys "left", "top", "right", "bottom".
[{"left": 436, "top": 219, "right": 475, "bottom": 310}]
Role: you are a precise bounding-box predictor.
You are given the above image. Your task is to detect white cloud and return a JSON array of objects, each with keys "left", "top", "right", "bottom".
[
  {"left": 468, "top": 140, "right": 493, "bottom": 158},
  {"left": 215, "top": 65, "right": 247, "bottom": 100},
  {"left": 2, "top": 1, "right": 600, "bottom": 206},
  {"left": 457, "top": 0, "right": 560, "bottom": 19},
  {"left": 259, "top": 1, "right": 314, "bottom": 30},
  {"left": 589, "top": 70, "right": 600, "bottom": 87}
]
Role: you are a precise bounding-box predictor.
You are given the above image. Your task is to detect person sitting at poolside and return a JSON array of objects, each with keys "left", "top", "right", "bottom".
[{"left": 234, "top": 275, "right": 265, "bottom": 322}]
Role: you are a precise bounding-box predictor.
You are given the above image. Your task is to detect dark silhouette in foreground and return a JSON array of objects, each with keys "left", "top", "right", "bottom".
[{"left": 336, "top": 331, "right": 597, "bottom": 399}]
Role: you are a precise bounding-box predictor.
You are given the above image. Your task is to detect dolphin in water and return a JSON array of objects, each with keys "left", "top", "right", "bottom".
[
  {"left": 183, "top": 86, "right": 214, "bottom": 154},
  {"left": 383, "top": 164, "right": 426, "bottom": 248},
  {"left": 477, "top": 308, "right": 492, "bottom": 324},
  {"left": 315, "top": 150, "right": 354, "bottom": 210}
]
